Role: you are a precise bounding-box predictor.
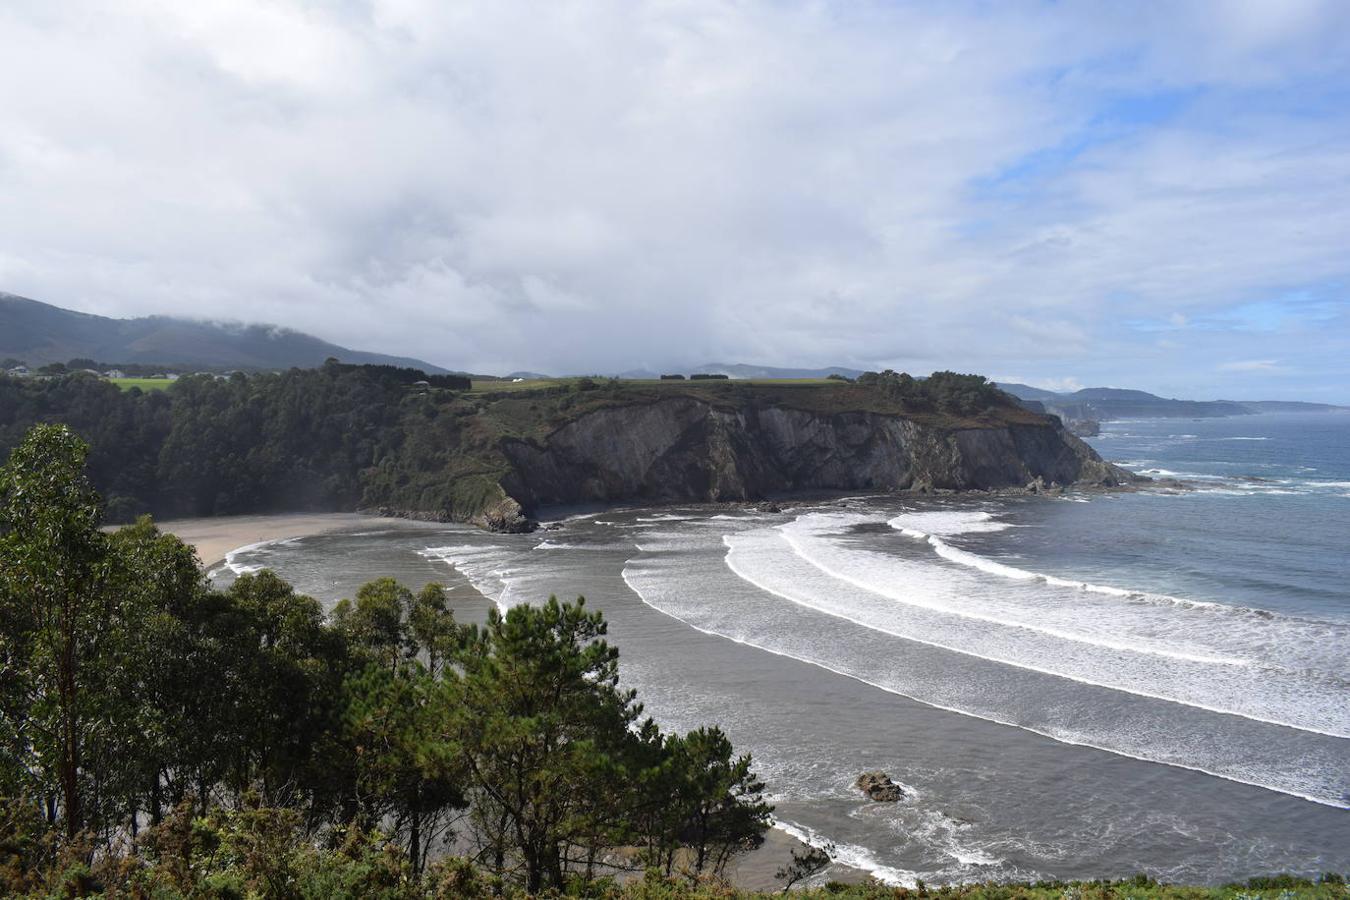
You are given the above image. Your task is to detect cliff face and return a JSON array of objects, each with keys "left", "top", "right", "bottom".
[{"left": 497, "top": 397, "right": 1126, "bottom": 514}]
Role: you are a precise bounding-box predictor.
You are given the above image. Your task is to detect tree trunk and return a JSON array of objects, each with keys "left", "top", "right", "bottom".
[
  {"left": 150, "top": 773, "right": 163, "bottom": 826},
  {"left": 409, "top": 804, "right": 421, "bottom": 876},
  {"left": 59, "top": 625, "right": 81, "bottom": 840}
]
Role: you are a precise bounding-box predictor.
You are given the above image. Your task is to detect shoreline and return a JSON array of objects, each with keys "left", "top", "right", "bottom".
[
  {"left": 729, "top": 824, "right": 871, "bottom": 891},
  {"left": 175, "top": 511, "right": 869, "bottom": 892},
  {"left": 153, "top": 512, "right": 402, "bottom": 570}
]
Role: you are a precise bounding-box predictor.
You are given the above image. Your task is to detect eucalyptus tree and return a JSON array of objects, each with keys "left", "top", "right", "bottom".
[{"left": 0, "top": 424, "right": 120, "bottom": 839}]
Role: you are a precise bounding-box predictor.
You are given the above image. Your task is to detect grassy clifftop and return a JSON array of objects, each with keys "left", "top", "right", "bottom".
[{"left": 465, "top": 375, "right": 1047, "bottom": 439}]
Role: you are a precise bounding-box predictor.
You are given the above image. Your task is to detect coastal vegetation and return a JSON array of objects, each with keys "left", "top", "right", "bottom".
[
  {"left": 0, "top": 363, "right": 1059, "bottom": 528},
  {"left": 0, "top": 424, "right": 773, "bottom": 896},
  {"left": 0, "top": 422, "right": 1337, "bottom": 897}
]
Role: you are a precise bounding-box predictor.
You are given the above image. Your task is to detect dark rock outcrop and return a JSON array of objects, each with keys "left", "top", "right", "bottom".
[
  {"left": 497, "top": 397, "right": 1130, "bottom": 515},
  {"left": 472, "top": 497, "right": 537, "bottom": 533},
  {"left": 855, "top": 771, "right": 904, "bottom": 802}
]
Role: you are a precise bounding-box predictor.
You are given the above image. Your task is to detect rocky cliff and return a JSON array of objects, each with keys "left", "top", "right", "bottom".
[{"left": 493, "top": 395, "right": 1128, "bottom": 523}]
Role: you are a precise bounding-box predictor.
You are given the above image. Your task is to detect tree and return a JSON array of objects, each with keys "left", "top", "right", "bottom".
[
  {"left": 217, "top": 571, "right": 347, "bottom": 816},
  {"left": 334, "top": 578, "right": 468, "bottom": 872},
  {"left": 0, "top": 425, "right": 112, "bottom": 839},
  {"left": 776, "top": 841, "right": 833, "bottom": 892},
  {"left": 451, "top": 596, "right": 645, "bottom": 892},
  {"left": 97, "top": 517, "right": 211, "bottom": 832},
  {"left": 664, "top": 726, "right": 772, "bottom": 879}
]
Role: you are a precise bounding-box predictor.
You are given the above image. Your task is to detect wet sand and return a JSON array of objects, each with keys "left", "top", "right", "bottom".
[
  {"left": 154, "top": 512, "right": 399, "bottom": 569},
  {"left": 182, "top": 512, "right": 869, "bottom": 892},
  {"left": 728, "top": 825, "right": 869, "bottom": 891}
]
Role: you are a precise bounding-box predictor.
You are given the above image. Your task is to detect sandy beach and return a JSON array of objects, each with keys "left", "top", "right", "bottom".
[
  {"left": 154, "top": 512, "right": 401, "bottom": 570},
  {"left": 727, "top": 825, "right": 867, "bottom": 891},
  {"left": 162, "top": 511, "right": 868, "bottom": 891}
]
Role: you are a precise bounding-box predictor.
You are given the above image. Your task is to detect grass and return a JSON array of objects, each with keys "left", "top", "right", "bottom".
[
  {"left": 469, "top": 378, "right": 566, "bottom": 393},
  {"left": 109, "top": 377, "right": 175, "bottom": 392}
]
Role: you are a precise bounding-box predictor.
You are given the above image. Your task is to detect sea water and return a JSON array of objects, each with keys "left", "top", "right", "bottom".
[{"left": 213, "top": 411, "right": 1350, "bottom": 885}]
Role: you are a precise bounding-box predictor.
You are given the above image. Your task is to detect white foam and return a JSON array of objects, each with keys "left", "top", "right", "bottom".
[
  {"left": 222, "top": 538, "right": 279, "bottom": 575},
  {"left": 886, "top": 510, "right": 1013, "bottom": 536},
  {"left": 773, "top": 818, "right": 917, "bottom": 886},
  {"left": 620, "top": 535, "right": 1350, "bottom": 808},
  {"left": 887, "top": 514, "right": 1265, "bottom": 617},
  {"left": 531, "top": 540, "right": 618, "bottom": 551},
  {"left": 420, "top": 544, "right": 516, "bottom": 608},
  {"left": 736, "top": 523, "right": 1349, "bottom": 736}
]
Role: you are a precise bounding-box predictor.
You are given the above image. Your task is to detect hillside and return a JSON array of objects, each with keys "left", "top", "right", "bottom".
[
  {"left": 995, "top": 383, "right": 1346, "bottom": 421},
  {"left": 0, "top": 291, "right": 448, "bottom": 372},
  {"left": 0, "top": 369, "right": 1128, "bottom": 529}
]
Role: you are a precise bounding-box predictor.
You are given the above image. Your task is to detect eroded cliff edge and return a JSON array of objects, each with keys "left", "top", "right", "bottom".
[{"left": 490, "top": 395, "right": 1129, "bottom": 528}]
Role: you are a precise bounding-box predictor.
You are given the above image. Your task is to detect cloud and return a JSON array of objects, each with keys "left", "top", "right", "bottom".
[
  {"left": 1217, "top": 359, "right": 1287, "bottom": 373},
  {"left": 0, "top": 0, "right": 1347, "bottom": 400}
]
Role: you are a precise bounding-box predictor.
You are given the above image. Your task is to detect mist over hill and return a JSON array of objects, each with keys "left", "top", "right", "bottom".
[
  {"left": 616, "top": 363, "right": 869, "bottom": 380},
  {"left": 0, "top": 292, "right": 448, "bottom": 372}
]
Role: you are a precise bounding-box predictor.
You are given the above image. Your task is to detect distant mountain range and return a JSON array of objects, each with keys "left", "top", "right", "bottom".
[
  {"left": 0, "top": 292, "right": 448, "bottom": 372},
  {"left": 995, "top": 383, "right": 1346, "bottom": 421},
  {"left": 7, "top": 294, "right": 1341, "bottom": 416}
]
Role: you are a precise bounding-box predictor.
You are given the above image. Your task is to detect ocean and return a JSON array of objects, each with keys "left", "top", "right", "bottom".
[{"left": 212, "top": 411, "right": 1350, "bottom": 885}]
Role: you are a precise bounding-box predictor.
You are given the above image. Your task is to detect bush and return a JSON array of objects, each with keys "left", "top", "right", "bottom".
[{"left": 855, "top": 369, "right": 1013, "bottom": 415}]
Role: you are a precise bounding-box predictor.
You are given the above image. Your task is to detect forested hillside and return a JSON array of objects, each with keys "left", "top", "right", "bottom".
[
  {"left": 0, "top": 292, "right": 449, "bottom": 372},
  {"left": 0, "top": 366, "right": 1103, "bottom": 528},
  {"left": 0, "top": 425, "right": 772, "bottom": 896}
]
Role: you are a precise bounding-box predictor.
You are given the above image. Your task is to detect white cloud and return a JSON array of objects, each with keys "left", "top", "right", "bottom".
[
  {"left": 1217, "top": 359, "right": 1286, "bottom": 373},
  {"left": 0, "top": 0, "right": 1347, "bottom": 399}
]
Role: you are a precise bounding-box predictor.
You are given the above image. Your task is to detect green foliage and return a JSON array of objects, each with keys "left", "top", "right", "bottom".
[
  {"left": 854, "top": 371, "right": 1014, "bottom": 416},
  {"left": 0, "top": 424, "right": 116, "bottom": 839},
  {"left": 0, "top": 424, "right": 773, "bottom": 896},
  {"left": 323, "top": 358, "right": 470, "bottom": 391},
  {"left": 637, "top": 727, "right": 772, "bottom": 880},
  {"left": 334, "top": 579, "right": 468, "bottom": 871},
  {"left": 0, "top": 364, "right": 1041, "bottom": 528},
  {"left": 453, "top": 596, "right": 648, "bottom": 891}
]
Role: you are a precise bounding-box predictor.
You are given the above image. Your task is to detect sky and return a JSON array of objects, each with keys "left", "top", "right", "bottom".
[{"left": 1, "top": 1, "right": 1348, "bottom": 401}]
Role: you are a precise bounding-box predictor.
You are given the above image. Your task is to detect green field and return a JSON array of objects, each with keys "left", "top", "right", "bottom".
[
  {"left": 109, "top": 377, "right": 175, "bottom": 391},
  {"left": 469, "top": 377, "right": 560, "bottom": 392}
]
